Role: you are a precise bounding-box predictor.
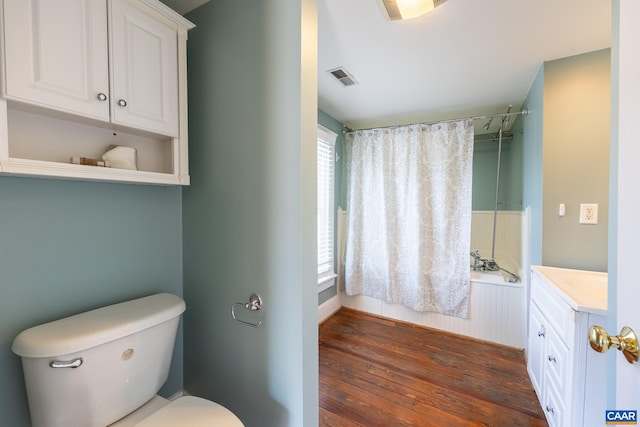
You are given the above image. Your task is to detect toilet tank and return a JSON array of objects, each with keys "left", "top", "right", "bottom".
[{"left": 12, "top": 293, "right": 186, "bottom": 427}]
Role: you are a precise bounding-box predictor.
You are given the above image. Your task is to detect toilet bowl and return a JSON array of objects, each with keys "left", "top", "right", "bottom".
[{"left": 12, "top": 293, "right": 244, "bottom": 427}]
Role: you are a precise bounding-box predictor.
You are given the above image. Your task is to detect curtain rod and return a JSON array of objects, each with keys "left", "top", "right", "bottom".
[{"left": 342, "top": 108, "right": 528, "bottom": 134}]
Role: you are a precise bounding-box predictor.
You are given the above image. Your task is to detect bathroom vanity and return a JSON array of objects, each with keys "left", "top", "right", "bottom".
[{"left": 528, "top": 265, "right": 607, "bottom": 427}]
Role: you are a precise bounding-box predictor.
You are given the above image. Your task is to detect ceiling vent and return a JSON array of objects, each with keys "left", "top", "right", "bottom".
[{"left": 328, "top": 67, "right": 358, "bottom": 87}]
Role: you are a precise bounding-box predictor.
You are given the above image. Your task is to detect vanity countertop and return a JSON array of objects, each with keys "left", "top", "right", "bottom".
[{"left": 531, "top": 265, "right": 607, "bottom": 316}]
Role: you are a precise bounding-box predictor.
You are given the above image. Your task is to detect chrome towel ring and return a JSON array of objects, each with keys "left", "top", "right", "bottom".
[{"left": 231, "top": 294, "right": 263, "bottom": 328}]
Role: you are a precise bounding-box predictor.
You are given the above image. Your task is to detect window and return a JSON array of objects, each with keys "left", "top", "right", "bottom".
[{"left": 317, "top": 125, "right": 337, "bottom": 289}]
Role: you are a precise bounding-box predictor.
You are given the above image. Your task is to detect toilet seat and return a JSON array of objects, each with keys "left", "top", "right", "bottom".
[
  {"left": 135, "top": 396, "right": 244, "bottom": 427},
  {"left": 110, "top": 395, "right": 243, "bottom": 427}
]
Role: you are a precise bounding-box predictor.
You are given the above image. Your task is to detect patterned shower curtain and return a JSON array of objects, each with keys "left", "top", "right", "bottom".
[{"left": 344, "top": 120, "right": 474, "bottom": 318}]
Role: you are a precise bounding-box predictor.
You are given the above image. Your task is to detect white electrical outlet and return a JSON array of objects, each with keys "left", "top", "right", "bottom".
[{"left": 579, "top": 203, "right": 598, "bottom": 225}]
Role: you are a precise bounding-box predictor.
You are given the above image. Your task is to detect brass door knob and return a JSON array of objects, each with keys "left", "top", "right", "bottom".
[{"left": 589, "top": 325, "right": 639, "bottom": 364}]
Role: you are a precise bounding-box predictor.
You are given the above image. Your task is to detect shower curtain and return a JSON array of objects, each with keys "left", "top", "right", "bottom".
[{"left": 344, "top": 120, "right": 474, "bottom": 318}]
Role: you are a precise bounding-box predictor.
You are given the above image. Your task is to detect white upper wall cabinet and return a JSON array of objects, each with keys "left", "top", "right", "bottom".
[
  {"left": 0, "top": 0, "right": 194, "bottom": 185},
  {"left": 109, "top": 0, "right": 179, "bottom": 136},
  {"left": 2, "top": 0, "right": 111, "bottom": 121}
]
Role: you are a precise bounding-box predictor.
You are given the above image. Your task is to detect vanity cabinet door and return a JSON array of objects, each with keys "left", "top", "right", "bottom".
[
  {"left": 527, "top": 301, "right": 546, "bottom": 399},
  {"left": 109, "top": 0, "right": 179, "bottom": 137},
  {"left": 543, "top": 380, "right": 566, "bottom": 427},
  {"left": 1, "top": 0, "right": 110, "bottom": 120}
]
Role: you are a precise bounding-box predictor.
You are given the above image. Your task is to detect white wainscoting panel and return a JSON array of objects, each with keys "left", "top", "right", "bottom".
[{"left": 342, "top": 280, "right": 526, "bottom": 348}]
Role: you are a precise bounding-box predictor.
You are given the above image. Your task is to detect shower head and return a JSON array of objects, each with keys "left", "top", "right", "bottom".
[
  {"left": 482, "top": 118, "right": 493, "bottom": 131},
  {"left": 501, "top": 115, "right": 510, "bottom": 129},
  {"left": 501, "top": 104, "right": 513, "bottom": 129}
]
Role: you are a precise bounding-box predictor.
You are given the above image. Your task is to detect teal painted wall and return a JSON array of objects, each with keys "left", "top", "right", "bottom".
[
  {"left": 508, "top": 113, "right": 525, "bottom": 210},
  {"left": 542, "top": 49, "right": 610, "bottom": 271},
  {"left": 522, "top": 49, "right": 610, "bottom": 275},
  {"left": 472, "top": 133, "right": 523, "bottom": 211},
  {"left": 183, "top": 0, "right": 318, "bottom": 426},
  {"left": 0, "top": 176, "right": 183, "bottom": 426},
  {"left": 522, "top": 65, "right": 545, "bottom": 269}
]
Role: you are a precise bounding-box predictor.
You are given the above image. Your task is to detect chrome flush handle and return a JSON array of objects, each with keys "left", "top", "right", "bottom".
[{"left": 49, "top": 358, "right": 83, "bottom": 369}]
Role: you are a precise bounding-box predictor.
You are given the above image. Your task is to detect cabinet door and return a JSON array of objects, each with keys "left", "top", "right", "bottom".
[
  {"left": 2, "top": 0, "right": 110, "bottom": 120},
  {"left": 109, "top": 0, "right": 179, "bottom": 137},
  {"left": 527, "top": 302, "right": 546, "bottom": 400}
]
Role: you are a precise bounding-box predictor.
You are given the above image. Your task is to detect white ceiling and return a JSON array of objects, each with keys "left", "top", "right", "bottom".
[
  {"left": 163, "top": 0, "right": 611, "bottom": 134},
  {"left": 318, "top": 0, "right": 612, "bottom": 133}
]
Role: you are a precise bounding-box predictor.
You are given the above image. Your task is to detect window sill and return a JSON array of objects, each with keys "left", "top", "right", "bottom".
[{"left": 318, "top": 273, "right": 337, "bottom": 293}]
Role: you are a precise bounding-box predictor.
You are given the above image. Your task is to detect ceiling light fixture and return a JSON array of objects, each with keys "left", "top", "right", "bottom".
[{"left": 380, "top": 0, "right": 447, "bottom": 21}]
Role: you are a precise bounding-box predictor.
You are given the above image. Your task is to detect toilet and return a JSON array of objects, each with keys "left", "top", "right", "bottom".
[{"left": 12, "top": 293, "right": 244, "bottom": 427}]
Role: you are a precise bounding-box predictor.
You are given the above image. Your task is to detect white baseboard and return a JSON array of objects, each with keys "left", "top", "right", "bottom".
[{"left": 318, "top": 294, "right": 341, "bottom": 324}]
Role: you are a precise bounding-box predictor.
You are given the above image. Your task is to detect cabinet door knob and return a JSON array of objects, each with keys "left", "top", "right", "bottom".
[
  {"left": 547, "top": 355, "right": 556, "bottom": 364},
  {"left": 97, "top": 93, "right": 107, "bottom": 101},
  {"left": 117, "top": 99, "right": 128, "bottom": 107},
  {"left": 589, "top": 325, "right": 639, "bottom": 364},
  {"left": 537, "top": 324, "right": 545, "bottom": 337},
  {"left": 546, "top": 405, "right": 555, "bottom": 415}
]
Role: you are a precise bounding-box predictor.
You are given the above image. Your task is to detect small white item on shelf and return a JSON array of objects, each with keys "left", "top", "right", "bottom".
[{"left": 102, "top": 146, "right": 137, "bottom": 170}]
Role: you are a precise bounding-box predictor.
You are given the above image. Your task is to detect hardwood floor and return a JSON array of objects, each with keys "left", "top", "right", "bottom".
[{"left": 319, "top": 308, "right": 547, "bottom": 427}]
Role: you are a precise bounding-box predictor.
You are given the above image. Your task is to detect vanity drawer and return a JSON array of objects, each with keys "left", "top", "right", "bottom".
[{"left": 531, "top": 273, "right": 576, "bottom": 345}]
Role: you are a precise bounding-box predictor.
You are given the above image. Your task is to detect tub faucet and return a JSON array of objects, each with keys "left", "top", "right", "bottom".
[{"left": 471, "top": 250, "right": 484, "bottom": 271}]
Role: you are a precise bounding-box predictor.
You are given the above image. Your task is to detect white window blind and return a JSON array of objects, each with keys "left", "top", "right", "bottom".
[{"left": 317, "top": 125, "right": 337, "bottom": 281}]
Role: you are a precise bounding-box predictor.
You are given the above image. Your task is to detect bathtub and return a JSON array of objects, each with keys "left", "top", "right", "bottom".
[
  {"left": 341, "top": 261, "right": 526, "bottom": 348},
  {"left": 336, "top": 208, "right": 528, "bottom": 348}
]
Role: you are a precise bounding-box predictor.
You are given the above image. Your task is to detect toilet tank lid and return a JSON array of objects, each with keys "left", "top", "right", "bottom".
[{"left": 12, "top": 293, "right": 186, "bottom": 358}]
